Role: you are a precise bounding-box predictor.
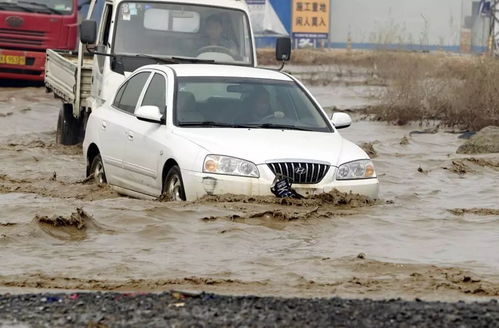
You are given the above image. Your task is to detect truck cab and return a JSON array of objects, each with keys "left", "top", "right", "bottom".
[
  {"left": 0, "top": 0, "right": 78, "bottom": 81},
  {"left": 89, "top": 0, "right": 256, "bottom": 111},
  {"left": 45, "top": 0, "right": 290, "bottom": 146}
]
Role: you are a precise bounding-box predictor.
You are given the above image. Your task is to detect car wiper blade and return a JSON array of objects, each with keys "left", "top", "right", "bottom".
[
  {"left": 18, "top": 1, "right": 60, "bottom": 14},
  {"left": 254, "top": 123, "right": 316, "bottom": 131},
  {"left": 178, "top": 121, "right": 253, "bottom": 128}
]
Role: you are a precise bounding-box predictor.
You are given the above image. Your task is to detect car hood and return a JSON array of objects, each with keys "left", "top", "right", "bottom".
[{"left": 173, "top": 128, "right": 364, "bottom": 166}]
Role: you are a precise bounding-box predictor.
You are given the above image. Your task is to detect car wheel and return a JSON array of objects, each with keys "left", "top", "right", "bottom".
[
  {"left": 90, "top": 154, "right": 107, "bottom": 185},
  {"left": 163, "top": 165, "right": 186, "bottom": 201}
]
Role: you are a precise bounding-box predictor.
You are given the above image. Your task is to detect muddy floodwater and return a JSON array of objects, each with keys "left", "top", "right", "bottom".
[{"left": 0, "top": 77, "right": 498, "bottom": 302}]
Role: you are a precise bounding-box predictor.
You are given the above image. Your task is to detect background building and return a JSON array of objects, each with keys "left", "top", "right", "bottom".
[{"left": 247, "top": 0, "right": 497, "bottom": 53}]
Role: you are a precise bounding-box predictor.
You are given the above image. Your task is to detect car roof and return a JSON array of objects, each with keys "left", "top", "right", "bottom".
[{"left": 141, "top": 64, "right": 294, "bottom": 81}]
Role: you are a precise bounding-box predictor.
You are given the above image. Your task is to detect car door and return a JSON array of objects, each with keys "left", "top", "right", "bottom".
[
  {"left": 100, "top": 71, "right": 151, "bottom": 187},
  {"left": 121, "top": 72, "right": 168, "bottom": 196}
]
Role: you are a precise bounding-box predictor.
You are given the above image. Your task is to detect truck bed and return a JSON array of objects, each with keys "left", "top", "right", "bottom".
[{"left": 44, "top": 49, "right": 93, "bottom": 108}]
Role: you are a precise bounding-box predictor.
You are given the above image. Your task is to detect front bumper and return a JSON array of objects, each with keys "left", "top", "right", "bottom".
[
  {"left": 0, "top": 49, "right": 45, "bottom": 81},
  {"left": 182, "top": 165, "right": 379, "bottom": 201}
]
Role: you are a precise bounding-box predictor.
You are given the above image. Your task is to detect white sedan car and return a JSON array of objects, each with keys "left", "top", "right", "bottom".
[{"left": 83, "top": 64, "right": 379, "bottom": 201}]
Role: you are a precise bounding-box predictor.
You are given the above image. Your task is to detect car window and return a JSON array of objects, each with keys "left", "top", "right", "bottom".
[
  {"left": 176, "top": 77, "right": 331, "bottom": 132},
  {"left": 113, "top": 83, "right": 126, "bottom": 108},
  {"left": 115, "top": 72, "right": 150, "bottom": 114},
  {"left": 141, "top": 73, "right": 167, "bottom": 115}
]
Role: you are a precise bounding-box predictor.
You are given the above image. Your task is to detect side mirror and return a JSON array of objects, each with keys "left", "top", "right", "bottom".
[
  {"left": 276, "top": 37, "right": 291, "bottom": 62},
  {"left": 331, "top": 113, "right": 352, "bottom": 129},
  {"left": 135, "top": 106, "right": 163, "bottom": 124},
  {"left": 80, "top": 20, "right": 97, "bottom": 44}
]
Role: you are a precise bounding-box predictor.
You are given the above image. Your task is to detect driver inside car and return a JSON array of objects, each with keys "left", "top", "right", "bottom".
[
  {"left": 197, "top": 15, "right": 237, "bottom": 55},
  {"left": 237, "top": 87, "right": 275, "bottom": 124}
]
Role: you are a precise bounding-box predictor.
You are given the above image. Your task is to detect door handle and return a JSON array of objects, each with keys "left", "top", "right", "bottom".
[
  {"left": 127, "top": 132, "right": 134, "bottom": 141},
  {"left": 101, "top": 121, "right": 107, "bottom": 129}
]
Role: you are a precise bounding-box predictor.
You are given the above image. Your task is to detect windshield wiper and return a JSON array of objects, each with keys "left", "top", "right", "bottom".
[
  {"left": 250, "top": 123, "right": 316, "bottom": 131},
  {"left": 131, "top": 54, "right": 178, "bottom": 64},
  {"left": 171, "top": 56, "right": 215, "bottom": 64},
  {"left": 135, "top": 55, "right": 214, "bottom": 64},
  {"left": 178, "top": 121, "right": 254, "bottom": 128},
  {"left": 18, "top": 1, "right": 61, "bottom": 14},
  {"left": 178, "top": 122, "right": 316, "bottom": 131}
]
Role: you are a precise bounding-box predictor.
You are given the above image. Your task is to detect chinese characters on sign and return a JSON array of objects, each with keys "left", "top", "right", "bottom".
[{"left": 292, "top": 0, "right": 330, "bottom": 47}]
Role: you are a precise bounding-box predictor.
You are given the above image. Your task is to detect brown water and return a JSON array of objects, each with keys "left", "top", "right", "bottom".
[{"left": 0, "top": 82, "right": 498, "bottom": 301}]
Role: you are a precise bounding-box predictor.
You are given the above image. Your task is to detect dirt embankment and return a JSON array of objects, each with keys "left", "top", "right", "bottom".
[
  {"left": 1, "top": 258, "right": 499, "bottom": 301},
  {"left": 259, "top": 49, "right": 499, "bottom": 131}
]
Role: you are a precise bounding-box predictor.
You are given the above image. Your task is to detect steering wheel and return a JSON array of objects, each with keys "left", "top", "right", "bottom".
[{"left": 196, "top": 45, "right": 234, "bottom": 57}]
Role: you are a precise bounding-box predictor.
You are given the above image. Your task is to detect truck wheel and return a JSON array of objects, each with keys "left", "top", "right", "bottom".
[
  {"left": 162, "top": 166, "right": 186, "bottom": 201},
  {"left": 56, "top": 104, "right": 82, "bottom": 145},
  {"left": 90, "top": 154, "right": 107, "bottom": 185}
]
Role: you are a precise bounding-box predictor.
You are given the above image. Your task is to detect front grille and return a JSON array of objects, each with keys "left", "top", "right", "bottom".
[
  {"left": 267, "top": 162, "right": 330, "bottom": 185},
  {"left": 0, "top": 28, "right": 46, "bottom": 47}
]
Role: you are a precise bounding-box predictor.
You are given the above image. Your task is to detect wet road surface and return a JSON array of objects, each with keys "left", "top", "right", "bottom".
[{"left": 0, "top": 79, "right": 498, "bottom": 302}]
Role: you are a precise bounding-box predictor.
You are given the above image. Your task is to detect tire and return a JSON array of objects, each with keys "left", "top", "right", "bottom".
[
  {"left": 89, "top": 154, "right": 107, "bottom": 185},
  {"left": 56, "top": 104, "right": 83, "bottom": 145},
  {"left": 162, "top": 165, "right": 186, "bottom": 201}
]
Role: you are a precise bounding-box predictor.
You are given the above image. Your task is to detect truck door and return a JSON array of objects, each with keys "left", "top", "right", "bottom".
[{"left": 91, "top": 2, "right": 113, "bottom": 104}]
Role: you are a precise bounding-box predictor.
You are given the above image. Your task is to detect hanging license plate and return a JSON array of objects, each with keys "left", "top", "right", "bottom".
[
  {"left": 271, "top": 177, "right": 304, "bottom": 199},
  {"left": 0, "top": 55, "right": 26, "bottom": 66}
]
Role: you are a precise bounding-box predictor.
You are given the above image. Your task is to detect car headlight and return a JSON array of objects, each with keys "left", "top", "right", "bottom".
[
  {"left": 336, "top": 160, "right": 376, "bottom": 180},
  {"left": 203, "top": 155, "right": 259, "bottom": 178}
]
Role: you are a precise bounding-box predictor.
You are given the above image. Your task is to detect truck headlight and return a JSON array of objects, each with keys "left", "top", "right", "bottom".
[
  {"left": 203, "top": 155, "right": 259, "bottom": 178},
  {"left": 336, "top": 160, "right": 376, "bottom": 180}
]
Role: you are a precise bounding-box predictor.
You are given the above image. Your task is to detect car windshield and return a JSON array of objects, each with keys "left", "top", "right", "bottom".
[
  {"left": 0, "top": 0, "right": 74, "bottom": 14},
  {"left": 113, "top": 2, "right": 253, "bottom": 66},
  {"left": 175, "top": 77, "right": 332, "bottom": 133}
]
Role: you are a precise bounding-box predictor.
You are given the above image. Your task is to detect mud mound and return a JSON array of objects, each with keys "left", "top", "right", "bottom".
[
  {"left": 203, "top": 207, "right": 350, "bottom": 224},
  {"left": 199, "top": 190, "right": 376, "bottom": 210},
  {"left": 443, "top": 158, "right": 499, "bottom": 175},
  {"left": 5, "top": 138, "right": 82, "bottom": 156},
  {"left": 311, "top": 190, "right": 377, "bottom": 207},
  {"left": 2, "top": 260, "right": 499, "bottom": 300},
  {"left": 34, "top": 208, "right": 100, "bottom": 241},
  {"left": 442, "top": 160, "right": 473, "bottom": 175},
  {"left": 0, "top": 274, "right": 262, "bottom": 292},
  {"left": 0, "top": 172, "right": 118, "bottom": 201},
  {"left": 457, "top": 126, "right": 499, "bottom": 154},
  {"left": 199, "top": 190, "right": 375, "bottom": 225},
  {"left": 463, "top": 157, "right": 499, "bottom": 169},
  {"left": 400, "top": 136, "right": 410, "bottom": 145},
  {"left": 360, "top": 142, "right": 378, "bottom": 158},
  {"left": 448, "top": 208, "right": 499, "bottom": 216}
]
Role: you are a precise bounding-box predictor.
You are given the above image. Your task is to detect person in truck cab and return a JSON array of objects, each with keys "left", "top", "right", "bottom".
[{"left": 197, "top": 15, "right": 237, "bottom": 55}]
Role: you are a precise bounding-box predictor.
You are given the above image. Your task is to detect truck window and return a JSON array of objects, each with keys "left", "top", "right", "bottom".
[
  {"left": 0, "top": 0, "right": 74, "bottom": 15},
  {"left": 112, "top": 2, "right": 253, "bottom": 70},
  {"left": 141, "top": 74, "right": 167, "bottom": 115},
  {"left": 101, "top": 5, "right": 113, "bottom": 47},
  {"left": 114, "top": 72, "right": 150, "bottom": 114}
]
